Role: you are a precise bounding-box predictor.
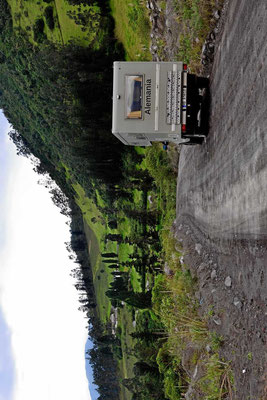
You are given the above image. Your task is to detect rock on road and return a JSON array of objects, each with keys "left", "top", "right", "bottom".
[{"left": 175, "top": 1, "right": 267, "bottom": 398}]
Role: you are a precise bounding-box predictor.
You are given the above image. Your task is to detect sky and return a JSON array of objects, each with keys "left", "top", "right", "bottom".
[{"left": 0, "top": 110, "right": 97, "bottom": 400}]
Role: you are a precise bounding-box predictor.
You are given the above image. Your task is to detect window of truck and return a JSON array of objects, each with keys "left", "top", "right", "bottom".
[{"left": 125, "top": 75, "right": 143, "bottom": 119}]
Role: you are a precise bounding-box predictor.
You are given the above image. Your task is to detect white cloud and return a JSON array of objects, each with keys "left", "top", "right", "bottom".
[{"left": 0, "top": 137, "right": 91, "bottom": 400}]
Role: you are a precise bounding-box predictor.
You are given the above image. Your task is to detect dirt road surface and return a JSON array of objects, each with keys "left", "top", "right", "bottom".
[{"left": 175, "top": 1, "right": 267, "bottom": 398}]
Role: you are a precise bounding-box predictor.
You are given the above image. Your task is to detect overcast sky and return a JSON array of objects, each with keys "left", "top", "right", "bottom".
[{"left": 0, "top": 111, "right": 96, "bottom": 400}]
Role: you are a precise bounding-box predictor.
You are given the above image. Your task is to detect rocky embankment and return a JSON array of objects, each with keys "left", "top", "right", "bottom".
[{"left": 146, "top": 0, "right": 229, "bottom": 75}]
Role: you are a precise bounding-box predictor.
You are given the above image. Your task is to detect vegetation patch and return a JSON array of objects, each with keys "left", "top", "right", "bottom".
[
  {"left": 73, "top": 183, "right": 107, "bottom": 247},
  {"left": 110, "top": 0, "right": 152, "bottom": 60},
  {"left": 151, "top": 230, "right": 233, "bottom": 399},
  {"left": 7, "top": 0, "right": 107, "bottom": 47},
  {"left": 44, "top": 6, "right": 55, "bottom": 30},
  {"left": 174, "top": 0, "right": 224, "bottom": 72}
]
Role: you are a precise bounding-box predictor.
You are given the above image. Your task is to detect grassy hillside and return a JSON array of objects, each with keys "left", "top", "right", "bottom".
[
  {"left": 0, "top": 1, "right": 124, "bottom": 398},
  {"left": 7, "top": 0, "right": 107, "bottom": 47},
  {"left": 110, "top": 0, "right": 151, "bottom": 60}
]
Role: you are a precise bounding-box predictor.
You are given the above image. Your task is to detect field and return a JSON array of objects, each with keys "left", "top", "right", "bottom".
[
  {"left": 110, "top": 0, "right": 151, "bottom": 61},
  {"left": 7, "top": 0, "right": 106, "bottom": 47}
]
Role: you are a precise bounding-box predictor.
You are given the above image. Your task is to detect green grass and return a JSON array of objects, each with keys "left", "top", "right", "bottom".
[
  {"left": 110, "top": 0, "right": 152, "bottom": 61},
  {"left": 83, "top": 220, "right": 101, "bottom": 274},
  {"left": 130, "top": 267, "right": 142, "bottom": 292},
  {"left": 7, "top": 0, "right": 106, "bottom": 47},
  {"left": 8, "top": 0, "right": 62, "bottom": 42},
  {"left": 93, "top": 255, "right": 113, "bottom": 323},
  {"left": 73, "top": 182, "right": 107, "bottom": 247},
  {"left": 142, "top": 143, "right": 177, "bottom": 231},
  {"left": 73, "top": 183, "right": 116, "bottom": 323},
  {"left": 198, "top": 354, "right": 234, "bottom": 399},
  {"left": 151, "top": 242, "right": 234, "bottom": 399},
  {"left": 173, "top": 0, "right": 224, "bottom": 72},
  {"left": 132, "top": 189, "right": 143, "bottom": 207},
  {"left": 95, "top": 189, "right": 106, "bottom": 209},
  {"left": 83, "top": 220, "right": 114, "bottom": 324},
  {"left": 54, "top": 0, "right": 103, "bottom": 47},
  {"left": 117, "top": 306, "right": 138, "bottom": 400},
  {"left": 117, "top": 216, "right": 132, "bottom": 239}
]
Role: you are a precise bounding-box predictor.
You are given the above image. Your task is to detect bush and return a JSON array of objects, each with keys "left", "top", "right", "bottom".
[
  {"left": 164, "top": 368, "right": 182, "bottom": 400},
  {"left": 33, "top": 18, "right": 47, "bottom": 43},
  {"left": 157, "top": 346, "right": 182, "bottom": 400},
  {"left": 151, "top": 274, "right": 167, "bottom": 316},
  {"left": 112, "top": 343, "right": 123, "bottom": 360},
  {"left": 44, "top": 6, "right": 55, "bottom": 30}
]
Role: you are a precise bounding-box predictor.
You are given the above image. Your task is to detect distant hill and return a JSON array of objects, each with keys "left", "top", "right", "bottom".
[
  {"left": 1, "top": 0, "right": 125, "bottom": 196},
  {"left": 0, "top": 1, "right": 125, "bottom": 398}
]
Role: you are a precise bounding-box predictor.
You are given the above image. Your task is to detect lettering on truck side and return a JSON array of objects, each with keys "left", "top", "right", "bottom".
[{"left": 145, "top": 79, "right": 152, "bottom": 115}]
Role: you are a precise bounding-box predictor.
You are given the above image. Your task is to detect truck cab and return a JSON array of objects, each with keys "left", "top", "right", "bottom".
[{"left": 112, "top": 61, "right": 208, "bottom": 146}]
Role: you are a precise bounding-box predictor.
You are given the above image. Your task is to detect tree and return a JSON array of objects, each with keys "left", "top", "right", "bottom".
[
  {"left": 101, "top": 252, "right": 117, "bottom": 258},
  {"left": 105, "top": 233, "right": 123, "bottom": 242},
  {"left": 108, "top": 264, "right": 119, "bottom": 269}
]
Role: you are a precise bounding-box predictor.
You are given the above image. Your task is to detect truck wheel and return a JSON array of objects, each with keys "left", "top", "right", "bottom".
[
  {"left": 182, "top": 137, "right": 204, "bottom": 145},
  {"left": 182, "top": 141, "right": 197, "bottom": 146}
]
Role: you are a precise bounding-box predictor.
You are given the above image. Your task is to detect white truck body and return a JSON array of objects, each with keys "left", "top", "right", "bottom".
[{"left": 112, "top": 61, "right": 207, "bottom": 146}]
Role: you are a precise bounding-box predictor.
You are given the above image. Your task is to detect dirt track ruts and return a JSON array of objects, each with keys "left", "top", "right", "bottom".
[{"left": 175, "top": 1, "right": 267, "bottom": 398}]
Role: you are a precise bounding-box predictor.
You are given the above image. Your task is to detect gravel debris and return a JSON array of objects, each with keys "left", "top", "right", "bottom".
[
  {"left": 224, "top": 276, "right": 232, "bottom": 287},
  {"left": 211, "top": 269, "right": 217, "bottom": 280}
]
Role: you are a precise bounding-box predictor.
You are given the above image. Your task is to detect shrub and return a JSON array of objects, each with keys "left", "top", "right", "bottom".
[
  {"left": 164, "top": 368, "right": 182, "bottom": 400},
  {"left": 44, "top": 6, "right": 55, "bottom": 30},
  {"left": 157, "top": 345, "right": 182, "bottom": 400},
  {"left": 33, "top": 18, "right": 47, "bottom": 43}
]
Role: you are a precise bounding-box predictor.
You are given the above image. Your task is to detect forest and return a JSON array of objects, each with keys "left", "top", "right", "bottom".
[
  {"left": 0, "top": 1, "right": 233, "bottom": 399},
  {"left": 0, "top": 1, "right": 166, "bottom": 398}
]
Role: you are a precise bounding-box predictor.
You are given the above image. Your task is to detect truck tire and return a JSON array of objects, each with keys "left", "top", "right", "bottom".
[{"left": 182, "top": 137, "right": 204, "bottom": 145}]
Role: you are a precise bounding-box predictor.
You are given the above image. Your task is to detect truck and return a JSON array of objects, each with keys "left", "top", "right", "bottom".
[{"left": 112, "top": 61, "right": 209, "bottom": 147}]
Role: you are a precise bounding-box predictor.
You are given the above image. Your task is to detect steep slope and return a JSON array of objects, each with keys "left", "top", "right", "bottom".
[{"left": 0, "top": 1, "right": 125, "bottom": 398}]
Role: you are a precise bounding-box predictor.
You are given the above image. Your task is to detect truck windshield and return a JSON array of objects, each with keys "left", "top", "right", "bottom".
[{"left": 125, "top": 75, "right": 143, "bottom": 119}]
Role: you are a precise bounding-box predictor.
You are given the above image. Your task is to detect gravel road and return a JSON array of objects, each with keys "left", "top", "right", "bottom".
[
  {"left": 175, "top": 0, "right": 267, "bottom": 398},
  {"left": 178, "top": 0, "right": 267, "bottom": 241}
]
